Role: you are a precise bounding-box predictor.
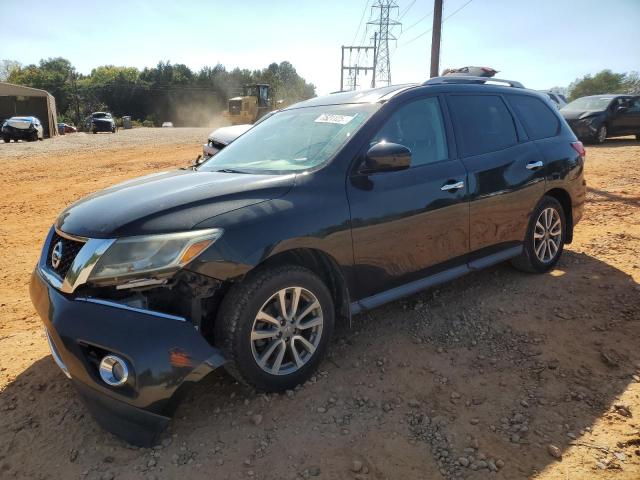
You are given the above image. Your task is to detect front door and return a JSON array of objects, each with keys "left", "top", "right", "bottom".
[
  {"left": 610, "top": 97, "right": 640, "bottom": 136},
  {"left": 347, "top": 96, "right": 469, "bottom": 300}
]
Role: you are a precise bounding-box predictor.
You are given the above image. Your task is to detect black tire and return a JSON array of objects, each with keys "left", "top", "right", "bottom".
[
  {"left": 594, "top": 124, "right": 607, "bottom": 144},
  {"left": 93, "top": 129, "right": 97, "bottom": 134},
  {"left": 635, "top": 133, "right": 640, "bottom": 141},
  {"left": 511, "top": 196, "right": 566, "bottom": 273},
  {"left": 30, "top": 130, "right": 38, "bottom": 142},
  {"left": 215, "top": 265, "right": 334, "bottom": 392},
  {"left": 2, "top": 137, "right": 9, "bottom": 143}
]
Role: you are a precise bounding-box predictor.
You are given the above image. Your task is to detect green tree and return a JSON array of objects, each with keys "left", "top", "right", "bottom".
[
  {"left": 568, "top": 70, "right": 628, "bottom": 101},
  {"left": 8, "top": 57, "right": 75, "bottom": 114},
  {"left": 623, "top": 71, "right": 640, "bottom": 95},
  {"left": 6, "top": 57, "right": 316, "bottom": 126},
  {"left": 0, "top": 60, "right": 21, "bottom": 81}
]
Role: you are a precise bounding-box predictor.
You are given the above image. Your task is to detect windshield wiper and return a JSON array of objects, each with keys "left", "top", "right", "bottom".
[{"left": 215, "top": 168, "right": 248, "bottom": 174}]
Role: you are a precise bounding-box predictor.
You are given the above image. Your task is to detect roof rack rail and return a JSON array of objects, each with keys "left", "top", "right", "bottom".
[{"left": 423, "top": 76, "right": 524, "bottom": 88}]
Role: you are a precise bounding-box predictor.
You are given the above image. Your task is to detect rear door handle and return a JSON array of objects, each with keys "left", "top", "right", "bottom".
[
  {"left": 441, "top": 181, "right": 464, "bottom": 191},
  {"left": 526, "top": 160, "right": 544, "bottom": 170}
]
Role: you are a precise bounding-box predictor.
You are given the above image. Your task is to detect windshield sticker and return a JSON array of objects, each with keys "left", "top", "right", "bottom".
[{"left": 314, "top": 114, "right": 356, "bottom": 125}]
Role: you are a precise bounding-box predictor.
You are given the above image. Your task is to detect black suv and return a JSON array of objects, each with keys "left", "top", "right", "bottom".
[
  {"left": 30, "top": 76, "right": 586, "bottom": 445},
  {"left": 561, "top": 94, "right": 640, "bottom": 144},
  {"left": 86, "top": 112, "right": 116, "bottom": 133}
]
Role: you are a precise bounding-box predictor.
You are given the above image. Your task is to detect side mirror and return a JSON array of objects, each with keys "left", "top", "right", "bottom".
[
  {"left": 193, "top": 154, "right": 205, "bottom": 167},
  {"left": 362, "top": 142, "right": 411, "bottom": 174},
  {"left": 616, "top": 106, "right": 628, "bottom": 113}
]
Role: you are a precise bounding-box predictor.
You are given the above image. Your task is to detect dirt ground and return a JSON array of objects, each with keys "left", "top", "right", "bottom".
[{"left": 0, "top": 129, "right": 638, "bottom": 480}]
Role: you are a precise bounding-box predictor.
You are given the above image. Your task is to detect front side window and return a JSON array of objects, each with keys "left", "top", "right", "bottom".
[
  {"left": 448, "top": 95, "right": 518, "bottom": 157},
  {"left": 508, "top": 94, "right": 560, "bottom": 140},
  {"left": 371, "top": 97, "right": 448, "bottom": 166},
  {"left": 198, "top": 104, "right": 377, "bottom": 173},
  {"left": 627, "top": 97, "right": 640, "bottom": 113}
]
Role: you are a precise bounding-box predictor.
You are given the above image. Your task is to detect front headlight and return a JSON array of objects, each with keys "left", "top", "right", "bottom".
[
  {"left": 88, "top": 228, "right": 223, "bottom": 282},
  {"left": 579, "top": 116, "right": 598, "bottom": 126}
]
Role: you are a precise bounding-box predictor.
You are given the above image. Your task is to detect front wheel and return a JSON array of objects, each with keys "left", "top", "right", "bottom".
[
  {"left": 215, "top": 265, "right": 334, "bottom": 392},
  {"left": 2, "top": 137, "right": 9, "bottom": 143},
  {"left": 595, "top": 125, "right": 607, "bottom": 144},
  {"left": 511, "top": 196, "right": 566, "bottom": 273}
]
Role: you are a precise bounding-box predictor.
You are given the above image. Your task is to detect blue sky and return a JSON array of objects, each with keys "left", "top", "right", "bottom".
[{"left": 1, "top": 0, "right": 639, "bottom": 95}]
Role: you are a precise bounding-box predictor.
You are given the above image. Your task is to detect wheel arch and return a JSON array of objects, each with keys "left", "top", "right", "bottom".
[
  {"left": 545, "top": 188, "right": 573, "bottom": 244},
  {"left": 256, "top": 247, "right": 351, "bottom": 324}
]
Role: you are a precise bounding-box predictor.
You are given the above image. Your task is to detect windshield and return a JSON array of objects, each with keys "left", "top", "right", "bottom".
[
  {"left": 562, "top": 97, "right": 613, "bottom": 111},
  {"left": 93, "top": 112, "right": 111, "bottom": 118},
  {"left": 198, "top": 104, "right": 377, "bottom": 173}
]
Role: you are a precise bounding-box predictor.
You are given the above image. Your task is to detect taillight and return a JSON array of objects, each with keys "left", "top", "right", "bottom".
[{"left": 571, "top": 141, "right": 586, "bottom": 157}]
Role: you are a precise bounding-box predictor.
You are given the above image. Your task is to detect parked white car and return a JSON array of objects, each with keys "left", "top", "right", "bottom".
[
  {"left": 202, "top": 110, "right": 279, "bottom": 159},
  {"left": 1, "top": 116, "right": 44, "bottom": 142},
  {"left": 202, "top": 124, "right": 252, "bottom": 159}
]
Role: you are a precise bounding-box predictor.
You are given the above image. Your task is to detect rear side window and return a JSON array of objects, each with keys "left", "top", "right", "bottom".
[
  {"left": 508, "top": 95, "right": 560, "bottom": 140},
  {"left": 448, "top": 95, "right": 517, "bottom": 157}
]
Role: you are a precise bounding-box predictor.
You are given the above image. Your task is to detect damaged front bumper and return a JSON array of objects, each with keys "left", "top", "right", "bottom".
[{"left": 30, "top": 268, "right": 226, "bottom": 446}]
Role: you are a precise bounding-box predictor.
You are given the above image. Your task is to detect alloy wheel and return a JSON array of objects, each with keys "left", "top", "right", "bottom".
[
  {"left": 250, "top": 286, "right": 323, "bottom": 376},
  {"left": 533, "top": 207, "right": 562, "bottom": 263},
  {"left": 597, "top": 125, "right": 607, "bottom": 143}
]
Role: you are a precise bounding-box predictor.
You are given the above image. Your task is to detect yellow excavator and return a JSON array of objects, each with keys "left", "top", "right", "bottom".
[{"left": 223, "top": 84, "right": 280, "bottom": 125}]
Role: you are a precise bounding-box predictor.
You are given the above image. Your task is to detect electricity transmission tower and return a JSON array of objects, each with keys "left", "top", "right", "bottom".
[{"left": 368, "top": 0, "right": 401, "bottom": 87}]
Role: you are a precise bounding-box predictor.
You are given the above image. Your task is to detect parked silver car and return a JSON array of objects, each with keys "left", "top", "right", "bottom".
[{"left": 2, "top": 116, "right": 44, "bottom": 142}]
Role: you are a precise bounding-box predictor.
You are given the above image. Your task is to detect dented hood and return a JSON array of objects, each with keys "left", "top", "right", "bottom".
[{"left": 56, "top": 169, "right": 294, "bottom": 238}]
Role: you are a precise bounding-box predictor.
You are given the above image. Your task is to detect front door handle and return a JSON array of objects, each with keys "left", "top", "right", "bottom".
[
  {"left": 526, "top": 160, "right": 544, "bottom": 170},
  {"left": 441, "top": 181, "right": 464, "bottom": 191}
]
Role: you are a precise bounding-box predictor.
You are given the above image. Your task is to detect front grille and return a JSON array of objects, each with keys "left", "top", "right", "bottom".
[
  {"left": 229, "top": 100, "right": 242, "bottom": 115},
  {"left": 46, "top": 231, "right": 85, "bottom": 279}
]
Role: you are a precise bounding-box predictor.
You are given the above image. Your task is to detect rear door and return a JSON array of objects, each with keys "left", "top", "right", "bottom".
[
  {"left": 446, "top": 93, "right": 546, "bottom": 259},
  {"left": 347, "top": 95, "right": 469, "bottom": 300}
]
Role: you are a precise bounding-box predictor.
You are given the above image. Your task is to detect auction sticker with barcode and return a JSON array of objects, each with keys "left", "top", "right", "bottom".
[{"left": 314, "top": 114, "right": 355, "bottom": 125}]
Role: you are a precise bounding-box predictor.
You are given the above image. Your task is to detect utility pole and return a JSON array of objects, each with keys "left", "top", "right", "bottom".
[
  {"left": 430, "top": 0, "right": 443, "bottom": 78},
  {"left": 368, "top": 0, "right": 401, "bottom": 87},
  {"left": 371, "top": 32, "right": 378, "bottom": 88},
  {"left": 70, "top": 70, "right": 81, "bottom": 126},
  {"left": 340, "top": 44, "right": 376, "bottom": 91}
]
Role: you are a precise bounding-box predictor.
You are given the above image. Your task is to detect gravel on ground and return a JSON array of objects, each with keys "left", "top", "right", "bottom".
[{"left": 0, "top": 130, "right": 638, "bottom": 480}]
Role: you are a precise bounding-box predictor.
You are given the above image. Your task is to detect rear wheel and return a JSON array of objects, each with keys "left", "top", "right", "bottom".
[
  {"left": 215, "top": 265, "right": 334, "bottom": 392},
  {"left": 511, "top": 196, "right": 565, "bottom": 273}
]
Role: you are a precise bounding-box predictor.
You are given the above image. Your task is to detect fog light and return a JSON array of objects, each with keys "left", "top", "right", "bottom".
[{"left": 99, "top": 355, "right": 129, "bottom": 387}]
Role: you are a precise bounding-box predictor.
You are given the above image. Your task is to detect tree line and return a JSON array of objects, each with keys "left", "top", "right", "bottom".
[
  {"left": 567, "top": 70, "right": 639, "bottom": 101},
  {"left": 0, "top": 58, "right": 316, "bottom": 126}
]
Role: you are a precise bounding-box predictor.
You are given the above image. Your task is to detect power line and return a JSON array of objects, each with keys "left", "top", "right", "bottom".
[
  {"left": 399, "top": 0, "right": 417, "bottom": 19},
  {"left": 401, "top": 10, "right": 433, "bottom": 35},
  {"left": 398, "top": 0, "right": 474, "bottom": 47},
  {"left": 351, "top": 0, "right": 371, "bottom": 46}
]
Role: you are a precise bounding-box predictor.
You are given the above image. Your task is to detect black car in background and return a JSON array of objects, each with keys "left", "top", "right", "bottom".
[
  {"left": 30, "top": 76, "right": 586, "bottom": 446},
  {"left": 561, "top": 94, "right": 640, "bottom": 144},
  {"left": 86, "top": 112, "right": 116, "bottom": 133}
]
